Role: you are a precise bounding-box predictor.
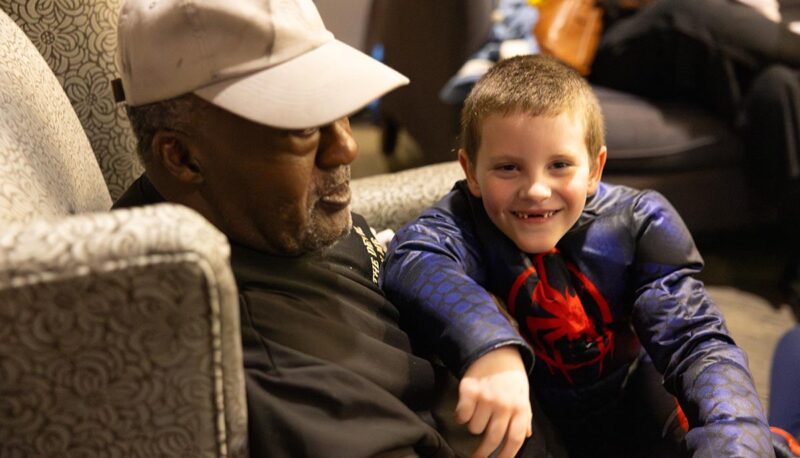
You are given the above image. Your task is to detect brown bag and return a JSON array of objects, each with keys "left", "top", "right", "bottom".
[{"left": 533, "top": 0, "right": 604, "bottom": 76}]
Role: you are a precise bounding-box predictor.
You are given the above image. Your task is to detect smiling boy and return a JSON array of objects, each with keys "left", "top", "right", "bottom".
[{"left": 382, "top": 55, "right": 774, "bottom": 457}]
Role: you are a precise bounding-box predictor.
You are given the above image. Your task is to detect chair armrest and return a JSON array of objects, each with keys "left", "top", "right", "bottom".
[
  {"left": 351, "top": 161, "right": 463, "bottom": 231},
  {"left": 0, "top": 204, "right": 246, "bottom": 458}
]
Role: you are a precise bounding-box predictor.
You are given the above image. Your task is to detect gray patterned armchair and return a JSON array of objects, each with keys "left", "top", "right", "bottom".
[{"left": 0, "top": 8, "right": 247, "bottom": 457}]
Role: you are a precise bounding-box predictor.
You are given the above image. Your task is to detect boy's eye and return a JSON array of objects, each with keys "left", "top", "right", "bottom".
[
  {"left": 550, "top": 161, "right": 572, "bottom": 169},
  {"left": 495, "top": 164, "right": 518, "bottom": 172}
]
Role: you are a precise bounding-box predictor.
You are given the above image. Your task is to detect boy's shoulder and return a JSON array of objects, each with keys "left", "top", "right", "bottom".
[
  {"left": 586, "top": 182, "right": 672, "bottom": 216},
  {"left": 396, "top": 180, "right": 480, "bottom": 241},
  {"left": 576, "top": 182, "right": 684, "bottom": 236},
  {"left": 420, "top": 180, "right": 475, "bottom": 221}
]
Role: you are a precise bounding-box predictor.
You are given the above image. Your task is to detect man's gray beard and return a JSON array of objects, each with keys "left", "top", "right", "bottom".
[{"left": 300, "top": 209, "right": 353, "bottom": 253}]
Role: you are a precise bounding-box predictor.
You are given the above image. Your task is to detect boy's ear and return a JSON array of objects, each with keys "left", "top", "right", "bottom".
[
  {"left": 458, "top": 149, "right": 482, "bottom": 197},
  {"left": 587, "top": 146, "right": 607, "bottom": 195},
  {"left": 152, "top": 130, "right": 204, "bottom": 184}
]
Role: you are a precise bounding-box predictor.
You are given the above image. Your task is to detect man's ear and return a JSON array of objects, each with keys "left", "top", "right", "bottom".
[
  {"left": 457, "top": 149, "right": 482, "bottom": 198},
  {"left": 152, "top": 130, "right": 204, "bottom": 184},
  {"left": 588, "top": 146, "right": 607, "bottom": 195}
]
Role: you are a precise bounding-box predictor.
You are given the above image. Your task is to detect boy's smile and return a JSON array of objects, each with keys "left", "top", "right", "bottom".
[{"left": 460, "top": 111, "right": 606, "bottom": 254}]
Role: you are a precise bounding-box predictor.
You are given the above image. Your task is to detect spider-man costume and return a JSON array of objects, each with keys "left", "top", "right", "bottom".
[{"left": 382, "top": 180, "right": 776, "bottom": 456}]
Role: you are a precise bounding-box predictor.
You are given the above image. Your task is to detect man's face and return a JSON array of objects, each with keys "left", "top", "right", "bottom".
[
  {"left": 460, "top": 111, "right": 605, "bottom": 254},
  {"left": 190, "top": 105, "right": 358, "bottom": 255}
]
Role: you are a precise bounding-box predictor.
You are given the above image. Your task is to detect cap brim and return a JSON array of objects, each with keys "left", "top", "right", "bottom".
[{"left": 193, "top": 40, "right": 408, "bottom": 129}]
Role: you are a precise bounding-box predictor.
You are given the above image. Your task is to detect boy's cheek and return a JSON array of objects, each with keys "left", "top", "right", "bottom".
[{"left": 479, "top": 194, "right": 502, "bottom": 218}]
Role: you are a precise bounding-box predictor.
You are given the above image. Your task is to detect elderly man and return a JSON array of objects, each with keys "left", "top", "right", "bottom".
[{"left": 111, "top": 0, "right": 456, "bottom": 456}]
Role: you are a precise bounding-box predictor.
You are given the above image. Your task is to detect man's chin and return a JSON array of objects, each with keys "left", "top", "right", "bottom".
[
  {"left": 303, "top": 211, "right": 352, "bottom": 252},
  {"left": 258, "top": 210, "right": 352, "bottom": 256}
]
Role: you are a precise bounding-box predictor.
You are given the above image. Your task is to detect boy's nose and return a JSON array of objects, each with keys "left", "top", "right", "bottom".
[
  {"left": 521, "top": 180, "right": 551, "bottom": 201},
  {"left": 317, "top": 117, "right": 358, "bottom": 169}
]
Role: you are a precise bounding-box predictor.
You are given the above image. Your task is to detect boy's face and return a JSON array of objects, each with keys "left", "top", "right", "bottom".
[{"left": 459, "top": 111, "right": 606, "bottom": 254}]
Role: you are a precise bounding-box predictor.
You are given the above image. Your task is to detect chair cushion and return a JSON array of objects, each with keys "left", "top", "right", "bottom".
[{"left": 597, "top": 86, "right": 744, "bottom": 173}]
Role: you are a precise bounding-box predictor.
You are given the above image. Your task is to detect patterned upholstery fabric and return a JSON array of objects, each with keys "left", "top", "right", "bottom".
[
  {"left": 0, "top": 0, "right": 142, "bottom": 201},
  {"left": 352, "top": 161, "right": 464, "bottom": 231},
  {"left": 0, "top": 9, "right": 246, "bottom": 456},
  {"left": 0, "top": 204, "right": 247, "bottom": 457},
  {"left": 0, "top": 8, "right": 111, "bottom": 224}
]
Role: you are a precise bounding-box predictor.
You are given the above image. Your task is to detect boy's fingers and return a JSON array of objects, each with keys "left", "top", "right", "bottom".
[
  {"left": 455, "top": 379, "right": 480, "bottom": 424},
  {"left": 471, "top": 412, "right": 510, "bottom": 458},
  {"left": 526, "top": 405, "right": 533, "bottom": 437},
  {"left": 467, "top": 399, "right": 493, "bottom": 435},
  {"left": 495, "top": 412, "right": 531, "bottom": 458}
]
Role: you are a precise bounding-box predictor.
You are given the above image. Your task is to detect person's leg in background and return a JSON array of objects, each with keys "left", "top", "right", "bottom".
[
  {"left": 740, "top": 65, "right": 800, "bottom": 199},
  {"left": 740, "top": 65, "right": 800, "bottom": 318},
  {"left": 591, "top": 0, "right": 800, "bottom": 117}
]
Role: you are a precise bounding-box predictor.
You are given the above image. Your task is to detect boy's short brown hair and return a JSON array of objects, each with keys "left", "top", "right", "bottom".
[{"left": 460, "top": 54, "right": 605, "bottom": 165}]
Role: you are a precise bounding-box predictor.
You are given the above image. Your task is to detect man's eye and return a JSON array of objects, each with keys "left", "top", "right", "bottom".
[{"left": 289, "top": 127, "right": 319, "bottom": 137}]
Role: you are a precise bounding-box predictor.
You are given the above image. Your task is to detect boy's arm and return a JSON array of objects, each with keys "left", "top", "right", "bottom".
[
  {"left": 381, "top": 203, "right": 534, "bottom": 458},
  {"left": 629, "top": 191, "right": 773, "bottom": 457},
  {"left": 381, "top": 205, "right": 533, "bottom": 376}
]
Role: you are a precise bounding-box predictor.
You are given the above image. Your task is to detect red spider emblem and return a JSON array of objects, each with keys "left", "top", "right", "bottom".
[{"left": 507, "top": 250, "right": 614, "bottom": 384}]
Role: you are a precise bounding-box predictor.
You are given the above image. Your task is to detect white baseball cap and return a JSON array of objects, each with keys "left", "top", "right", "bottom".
[{"left": 115, "top": 0, "right": 409, "bottom": 129}]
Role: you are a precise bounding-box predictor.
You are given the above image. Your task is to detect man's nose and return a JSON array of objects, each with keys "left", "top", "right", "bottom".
[
  {"left": 521, "top": 178, "right": 551, "bottom": 201},
  {"left": 317, "top": 117, "right": 358, "bottom": 169}
]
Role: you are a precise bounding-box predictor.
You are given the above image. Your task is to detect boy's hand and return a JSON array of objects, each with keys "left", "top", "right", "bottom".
[{"left": 456, "top": 346, "right": 532, "bottom": 458}]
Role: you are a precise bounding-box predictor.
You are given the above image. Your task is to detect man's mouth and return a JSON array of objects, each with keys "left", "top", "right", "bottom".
[
  {"left": 319, "top": 183, "right": 351, "bottom": 207},
  {"left": 512, "top": 209, "right": 560, "bottom": 219}
]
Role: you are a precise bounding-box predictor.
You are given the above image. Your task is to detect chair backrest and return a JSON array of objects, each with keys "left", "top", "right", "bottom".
[
  {"left": 352, "top": 161, "right": 464, "bottom": 231},
  {"left": 0, "top": 9, "right": 247, "bottom": 456},
  {"left": 0, "top": 0, "right": 143, "bottom": 201},
  {"left": 0, "top": 8, "right": 111, "bottom": 224}
]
